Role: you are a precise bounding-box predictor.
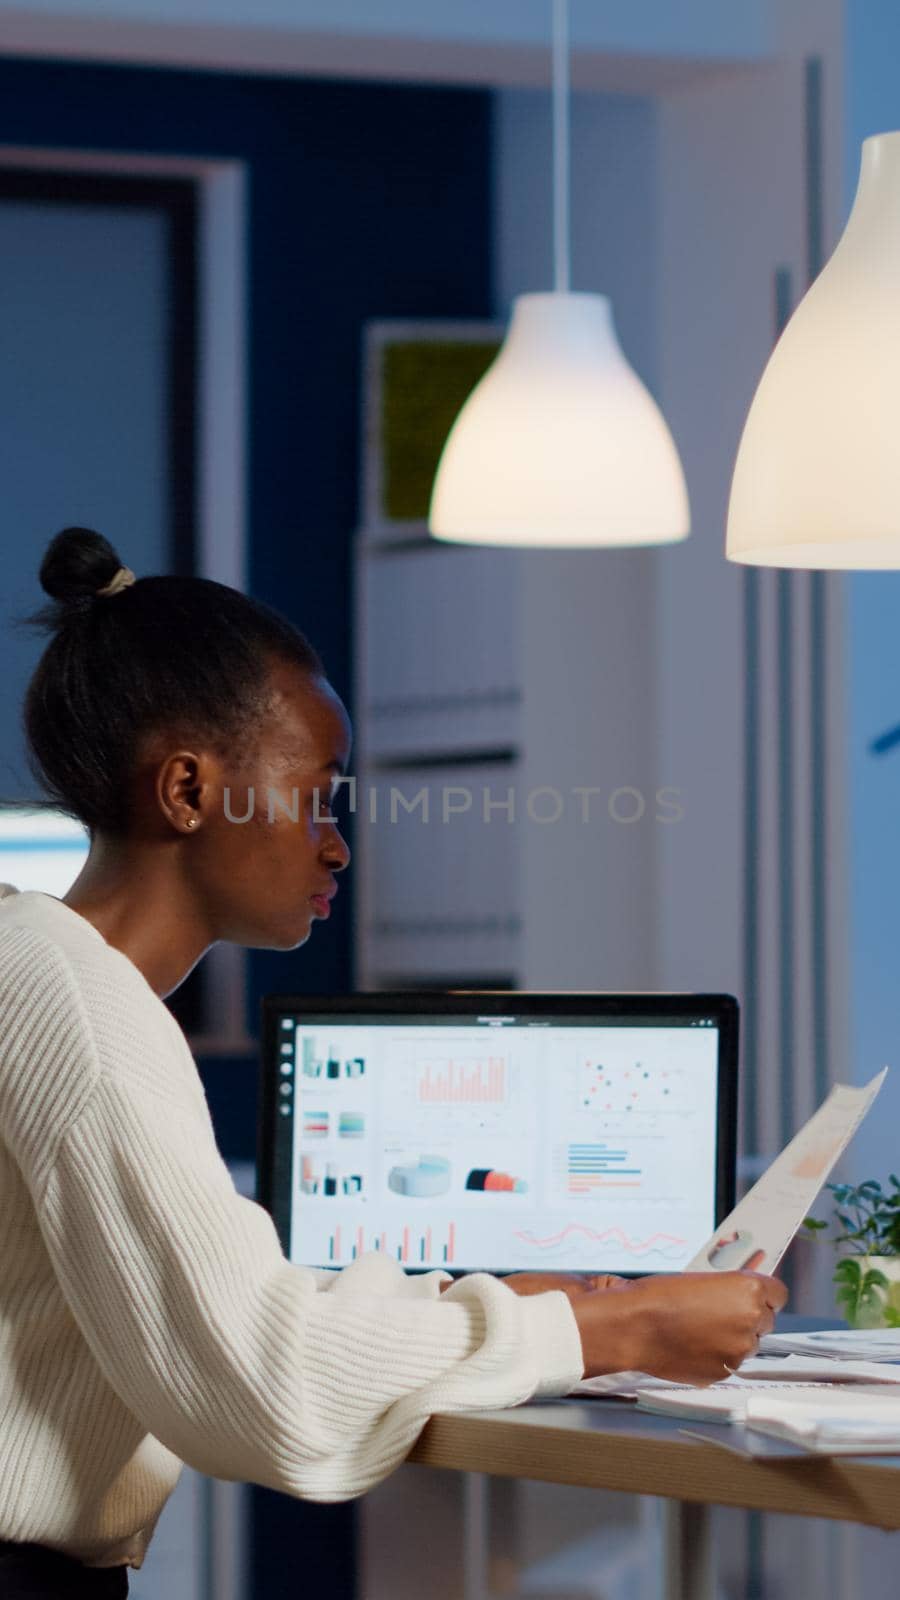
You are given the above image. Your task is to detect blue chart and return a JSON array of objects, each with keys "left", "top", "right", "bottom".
[{"left": 567, "top": 1142, "right": 642, "bottom": 1193}]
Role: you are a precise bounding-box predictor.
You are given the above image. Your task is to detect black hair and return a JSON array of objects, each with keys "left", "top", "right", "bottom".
[{"left": 20, "top": 527, "right": 326, "bottom": 836}]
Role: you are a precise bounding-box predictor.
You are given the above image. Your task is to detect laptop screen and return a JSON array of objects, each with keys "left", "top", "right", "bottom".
[
  {"left": 0, "top": 807, "right": 88, "bottom": 898},
  {"left": 258, "top": 993, "right": 737, "bottom": 1277}
]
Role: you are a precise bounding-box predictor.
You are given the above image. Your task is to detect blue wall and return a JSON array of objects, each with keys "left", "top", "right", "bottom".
[
  {"left": 0, "top": 57, "right": 492, "bottom": 1038},
  {"left": 0, "top": 199, "right": 170, "bottom": 799},
  {"left": 842, "top": 3, "right": 900, "bottom": 1176}
]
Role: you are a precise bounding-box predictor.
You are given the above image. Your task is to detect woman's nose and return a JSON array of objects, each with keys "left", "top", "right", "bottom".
[{"left": 322, "top": 826, "right": 351, "bottom": 871}]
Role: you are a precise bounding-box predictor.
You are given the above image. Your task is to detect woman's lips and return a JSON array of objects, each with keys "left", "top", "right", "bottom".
[{"left": 310, "top": 895, "right": 332, "bottom": 918}]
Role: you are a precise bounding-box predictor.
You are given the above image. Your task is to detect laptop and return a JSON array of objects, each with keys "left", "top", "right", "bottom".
[{"left": 258, "top": 991, "right": 738, "bottom": 1277}]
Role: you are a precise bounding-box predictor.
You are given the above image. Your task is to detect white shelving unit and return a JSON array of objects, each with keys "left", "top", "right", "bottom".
[
  {"left": 355, "top": 320, "right": 517, "bottom": 991},
  {"left": 353, "top": 322, "right": 663, "bottom": 995}
]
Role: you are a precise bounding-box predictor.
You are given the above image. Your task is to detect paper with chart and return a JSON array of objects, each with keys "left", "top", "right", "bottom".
[{"left": 686, "top": 1068, "right": 888, "bottom": 1274}]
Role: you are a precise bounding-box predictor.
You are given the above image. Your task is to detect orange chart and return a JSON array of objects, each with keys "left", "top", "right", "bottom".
[{"left": 417, "top": 1056, "right": 506, "bottom": 1104}]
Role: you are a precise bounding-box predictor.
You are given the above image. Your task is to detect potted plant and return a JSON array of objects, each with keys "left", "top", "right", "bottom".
[{"left": 804, "top": 1178, "right": 900, "bottom": 1328}]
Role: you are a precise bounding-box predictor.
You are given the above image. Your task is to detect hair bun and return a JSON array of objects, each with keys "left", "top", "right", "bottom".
[{"left": 39, "top": 527, "right": 124, "bottom": 606}]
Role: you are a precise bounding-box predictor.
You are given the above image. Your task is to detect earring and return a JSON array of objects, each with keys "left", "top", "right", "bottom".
[{"left": 186, "top": 819, "right": 197, "bottom": 829}]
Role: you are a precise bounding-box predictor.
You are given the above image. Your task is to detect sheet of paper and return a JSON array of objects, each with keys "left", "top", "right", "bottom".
[
  {"left": 685, "top": 1068, "right": 888, "bottom": 1274},
  {"left": 571, "top": 1353, "right": 900, "bottom": 1400}
]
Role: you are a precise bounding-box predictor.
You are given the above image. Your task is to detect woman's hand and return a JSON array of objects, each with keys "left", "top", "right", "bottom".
[
  {"left": 438, "top": 1271, "right": 626, "bottom": 1306},
  {"left": 503, "top": 1271, "right": 628, "bottom": 1307},
  {"left": 570, "top": 1270, "right": 787, "bottom": 1385}
]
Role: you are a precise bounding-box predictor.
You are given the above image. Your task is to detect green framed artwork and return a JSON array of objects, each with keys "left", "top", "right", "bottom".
[{"left": 360, "top": 320, "right": 501, "bottom": 540}]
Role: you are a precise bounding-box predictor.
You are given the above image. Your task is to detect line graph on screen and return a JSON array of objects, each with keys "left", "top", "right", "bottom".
[{"left": 512, "top": 1222, "right": 689, "bottom": 1263}]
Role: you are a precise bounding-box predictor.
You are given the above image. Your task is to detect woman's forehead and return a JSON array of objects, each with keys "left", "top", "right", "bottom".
[{"left": 262, "top": 671, "right": 351, "bottom": 767}]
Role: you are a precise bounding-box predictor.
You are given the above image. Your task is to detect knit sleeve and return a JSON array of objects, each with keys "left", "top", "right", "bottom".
[{"left": 35, "top": 1072, "right": 584, "bottom": 1499}]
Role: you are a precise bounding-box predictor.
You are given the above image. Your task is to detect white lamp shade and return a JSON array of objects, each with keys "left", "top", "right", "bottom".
[
  {"left": 428, "top": 292, "right": 690, "bottom": 548},
  {"left": 728, "top": 131, "right": 900, "bottom": 568}
]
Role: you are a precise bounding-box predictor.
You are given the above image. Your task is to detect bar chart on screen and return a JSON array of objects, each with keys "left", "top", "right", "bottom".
[
  {"left": 327, "top": 1221, "right": 458, "bottom": 1265},
  {"left": 415, "top": 1053, "right": 507, "bottom": 1105},
  {"left": 564, "top": 1141, "right": 644, "bottom": 1191}
]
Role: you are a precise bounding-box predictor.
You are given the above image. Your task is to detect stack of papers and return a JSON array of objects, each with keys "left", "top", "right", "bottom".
[
  {"left": 636, "top": 1382, "right": 895, "bottom": 1422},
  {"left": 744, "top": 1392, "right": 900, "bottom": 1453},
  {"left": 573, "top": 1353, "right": 900, "bottom": 1402},
  {"left": 759, "top": 1327, "right": 900, "bottom": 1362},
  {"left": 632, "top": 1362, "right": 900, "bottom": 1421},
  {"left": 621, "top": 1355, "right": 900, "bottom": 1451}
]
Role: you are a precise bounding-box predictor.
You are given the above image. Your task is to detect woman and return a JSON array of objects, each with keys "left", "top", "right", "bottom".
[{"left": 0, "top": 528, "right": 786, "bottom": 1597}]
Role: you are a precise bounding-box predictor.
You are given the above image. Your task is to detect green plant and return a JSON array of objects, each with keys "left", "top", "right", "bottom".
[
  {"left": 804, "top": 1176, "right": 900, "bottom": 1254},
  {"left": 804, "top": 1177, "right": 900, "bottom": 1327},
  {"left": 831, "top": 1258, "right": 894, "bottom": 1325}
]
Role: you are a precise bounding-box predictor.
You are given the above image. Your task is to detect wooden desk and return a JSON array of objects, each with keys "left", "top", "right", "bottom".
[{"left": 408, "top": 1398, "right": 900, "bottom": 1600}]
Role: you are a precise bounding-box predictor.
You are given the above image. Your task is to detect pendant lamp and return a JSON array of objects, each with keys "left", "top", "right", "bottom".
[
  {"left": 728, "top": 131, "right": 900, "bottom": 568},
  {"left": 428, "top": 0, "right": 690, "bottom": 549}
]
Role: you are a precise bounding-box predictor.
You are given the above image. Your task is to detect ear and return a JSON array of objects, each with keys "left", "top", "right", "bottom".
[{"left": 155, "top": 749, "right": 208, "bottom": 834}]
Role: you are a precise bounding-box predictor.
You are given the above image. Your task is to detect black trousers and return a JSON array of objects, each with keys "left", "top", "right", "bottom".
[{"left": 0, "top": 1541, "right": 129, "bottom": 1598}]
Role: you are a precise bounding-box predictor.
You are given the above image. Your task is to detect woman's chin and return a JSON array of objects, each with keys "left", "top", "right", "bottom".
[
  {"left": 277, "top": 916, "right": 314, "bottom": 951},
  {"left": 240, "top": 911, "right": 314, "bottom": 951}
]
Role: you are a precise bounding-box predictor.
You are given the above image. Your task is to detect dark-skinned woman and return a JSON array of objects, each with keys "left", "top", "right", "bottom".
[{"left": 0, "top": 528, "right": 785, "bottom": 1597}]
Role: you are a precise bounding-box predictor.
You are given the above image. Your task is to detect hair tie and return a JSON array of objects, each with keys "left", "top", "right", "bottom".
[{"left": 96, "top": 566, "right": 136, "bottom": 598}]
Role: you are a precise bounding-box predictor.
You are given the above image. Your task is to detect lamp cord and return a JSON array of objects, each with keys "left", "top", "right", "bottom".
[{"left": 552, "top": 0, "right": 571, "bottom": 293}]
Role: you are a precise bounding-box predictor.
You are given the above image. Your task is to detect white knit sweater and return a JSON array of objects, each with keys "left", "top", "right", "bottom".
[{"left": 0, "top": 886, "right": 584, "bottom": 1571}]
